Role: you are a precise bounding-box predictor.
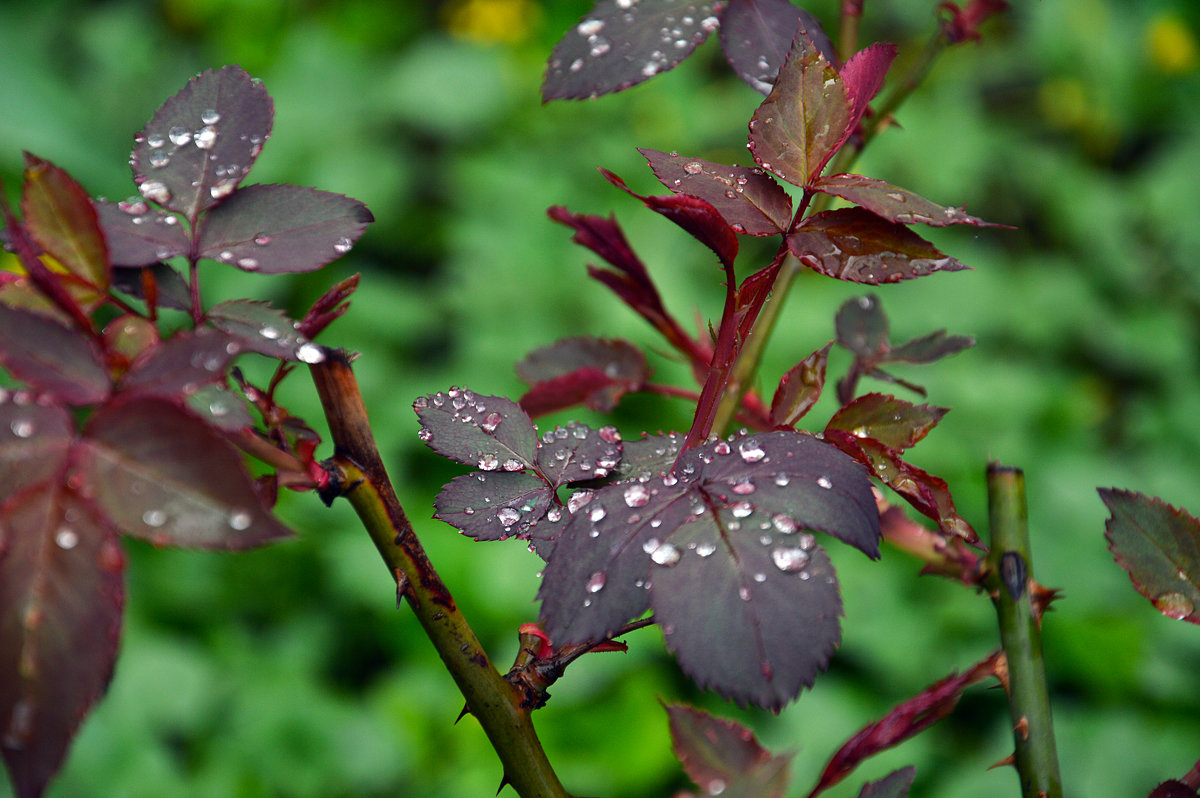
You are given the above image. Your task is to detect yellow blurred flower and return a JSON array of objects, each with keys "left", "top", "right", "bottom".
[
  {"left": 444, "top": 0, "right": 542, "bottom": 45},
  {"left": 1144, "top": 13, "right": 1198, "bottom": 75}
]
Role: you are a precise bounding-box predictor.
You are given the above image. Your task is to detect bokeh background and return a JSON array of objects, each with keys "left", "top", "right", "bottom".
[{"left": 3, "top": 0, "right": 1200, "bottom": 796}]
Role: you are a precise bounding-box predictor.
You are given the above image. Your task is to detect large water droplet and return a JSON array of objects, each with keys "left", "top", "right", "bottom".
[
  {"left": 253, "top": 233, "right": 272, "bottom": 245},
  {"left": 478, "top": 453, "right": 500, "bottom": 471},
  {"left": 417, "top": 428, "right": 433, "bottom": 442},
  {"left": 237, "top": 257, "right": 259, "bottom": 270},
  {"left": 142, "top": 509, "right": 167, "bottom": 527},
  {"left": 168, "top": 126, "right": 191, "bottom": 146},
  {"left": 683, "top": 161, "right": 703, "bottom": 175},
  {"left": 497, "top": 507, "right": 520, "bottom": 526},
  {"left": 624, "top": 484, "right": 650, "bottom": 508},
  {"left": 772, "top": 547, "right": 810, "bottom": 572},
  {"left": 481, "top": 412, "right": 503, "bottom": 433},
  {"left": 713, "top": 441, "right": 731, "bottom": 455},
  {"left": 732, "top": 480, "right": 755, "bottom": 495},
  {"left": 731, "top": 502, "right": 753, "bottom": 518},
  {"left": 695, "top": 541, "right": 716, "bottom": 558},
  {"left": 771, "top": 514, "right": 797, "bottom": 534},
  {"left": 260, "top": 326, "right": 280, "bottom": 340},
  {"left": 650, "top": 542, "right": 681, "bottom": 566},
  {"left": 296, "top": 343, "right": 325, "bottom": 364},
  {"left": 10, "top": 419, "right": 34, "bottom": 438},
  {"left": 577, "top": 18, "right": 604, "bottom": 36},
  {"left": 738, "top": 440, "right": 765, "bottom": 462},
  {"left": 334, "top": 236, "right": 353, "bottom": 254},
  {"left": 194, "top": 126, "right": 218, "bottom": 149},
  {"left": 589, "top": 506, "right": 607, "bottom": 522},
  {"left": 1154, "top": 591, "right": 1195, "bottom": 620},
  {"left": 229, "top": 510, "right": 252, "bottom": 530},
  {"left": 55, "top": 528, "right": 79, "bottom": 550},
  {"left": 586, "top": 571, "right": 606, "bottom": 593},
  {"left": 139, "top": 181, "right": 171, "bottom": 204},
  {"left": 567, "top": 491, "right": 593, "bottom": 513},
  {"left": 773, "top": 472, "right": 790, "bottom": 487},
  {"left": 210, "top": 178, "right": 237, "bottom": 199},
  {"left": 598, "top": 425, "right": 621, "bottom": 444},
  {"left": 817, "top": 476, "right": 833, "bottom": 490},
  {"left": 502, "top": 459, "right": 523, "bottom": 472},
  {"left": 201, "top": 109, "right": 221, "bottom": 125},
  {"left": 147, "top": 133, "right": 165, "bottom": 148}
]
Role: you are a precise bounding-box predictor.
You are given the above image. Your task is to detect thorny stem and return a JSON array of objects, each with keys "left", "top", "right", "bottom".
[
  {"left": 308, "top": 351, "right": 569, "bottom": 798},
  {"left": 984, "top": 465, "right": 1063, "bottom": 798}
]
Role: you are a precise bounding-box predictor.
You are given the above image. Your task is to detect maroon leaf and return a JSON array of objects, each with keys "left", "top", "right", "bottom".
[
  {"left": 74, "top": 396, "right": 293, "bottom": 549},
  {"left": 1100, "top": 489, "right": 1200, "bottom": 624},
  {"left": 0, "top": 305, "right": 110, "bottom": 406},
  {"left": 770, "top": 343, "right": 830, "bottom": 427},
  {"left": 616, "top": 431, "right": 686, "bottom": 480},
  {"left": 856, "top": 767, "right": 917, "bottom": 798},
  {"left": 414, "top": 389, "right": 538, "bottom": 473},
  {"left": 435, "top": 471, "right": 553, "bottom": 541},
  {"left": 0, "top": 483, "right": 124, "bottom": 798},
  {"left": 131, "top": 65, "right": 273, "bottom": 221},
  {"left": 666, "top": 704, "right": 792, "bottom": 798},
  {"left": 835, "top": 294, "right": 888, "bottom": 358},
  {"left": 888, "top": 328, "right": 974, "bottom": 364},
  {"left": 538, "top": 431, "right": 877, "bottom": 709},
  {"left": 638, "top": 148, "right": 793, "bottom": 235},
  {"left": 196, "top": 184, "right": 372, "bottom": 274},
  {"left": 21, "top": 154, "right": 110, "bottom": 290},
  {"left": 1147, "top": 781, "right": 1196, "bottom": 798},
  {"left": 812, "top": 174, "right": 998, "bottom": 227},
  {"left": 601, "top": 168, "right": 739, "bottom": 268},
  {"left": 788, "top": 208, "right": 969, "bottom": 284},
  {"left": 118, "top": 327, "right": 239, "bottom": 397},
  {"left": 748, "top": 32, "right": 849, "bottom": 187},
  {"left": 0, "top": 395, "right": 74, "bottom": 506},
  {"left": 185, "top": 384, "right": 254, "bottom": 432},
  {"left": 809, "top": 654, "right": 997, "bottom": 795},
  {"left": 93, "top": 199, "right": 190, "bottom": 267},
  {"left": 719, "top": 0, "right": 835, "bottom": 94},
  {"left": 297, "top": 274, "right": 359, "bottom": 340},
  {"left": 207, "top": 300, "right": 325, "bottom": 364},
  {"left": 543, "top": 0, "right": 725, "bottom": 101},
  {"left": 111, "top": 263, "right": 191, "bottom": 311},
  {"left": 535, "top": 421, "right": 625, "bottom": 485},
  {"left": 826, "top": 393, "right": 947, "bottom": 450},
  {"left": 517, "top": 337, "right": 648, "bottom": 415},
  {"left": 838, "top": 43, "right": 897, "bottom": 143},
  {"left": 939, "top": 0, "right": 1009, "bottom": 43}
]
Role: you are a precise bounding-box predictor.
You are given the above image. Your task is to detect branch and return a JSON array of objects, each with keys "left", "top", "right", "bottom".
[
  {"left": 984, "top": 464, "right": 1063, "bottom": 798},
  {"left": 308, "top": 350, "right": 569, "bottom": 798}
]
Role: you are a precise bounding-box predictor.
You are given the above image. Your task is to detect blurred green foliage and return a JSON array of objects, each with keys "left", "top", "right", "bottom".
[{"left": 3, "top": 0, "right": 1200, "bottom": 796}]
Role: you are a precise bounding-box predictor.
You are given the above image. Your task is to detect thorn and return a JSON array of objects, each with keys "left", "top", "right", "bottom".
[
  {"left": 991, "top": 652, "right": 1010, "bottom": 693},
  {"left": 394, "top": 568, "right": 410, "bottom": 609},
  {"left": 455, "top": 703, "right": 471, "bottom": 724},
  {"left": 1013, "top": 715, "right": 1029, "bottom": 740},
  {"left": 988, "top": 752, "right": 1016, "bottom": 770},
  {"left": 496, "top": 774, "right": 511, "bottom": 795}
]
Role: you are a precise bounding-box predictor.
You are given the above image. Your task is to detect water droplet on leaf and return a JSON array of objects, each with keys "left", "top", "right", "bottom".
[
  {"left": 10, "top": 419, "right": 34, "bottom": 438},
  {"left": 817, "top": 476, "right": 833, "bottom": 489},
  {"left": 168, "top": 126, "right": 191, "bottom": 146},
  {"left": 55, "top": 528, "right": 78, "bottom": 550},
  {"left": 586, "top": 572, "right": 606, "bottom": 593},
  {"left": 497, "top": 507, "right": 520, "bottom": 526},
  {"left": 201, "top": 109, "right": 221, "bottom": 124},
  {"left": 139, "top": 180, "right": 171, "bottom": 204},
  {"left": 738, "top": 441, "right": 765, "bottom": 462},
  {"left": 296, "top": 343, "right": 325, "bottom": 364},
  {"left": 334, "top": 236, "right": 353, "bottom": 254},
  {"left": 771, "top": 514, "right": 796, "bottom": 534},
  {"left": 479, "top": 454, "right": 500, "bottom": 471},
  {"left": 624, "top": 484, "right": 650, "bottom": 507},
  {"left": 589, "top": 506, "right": 606, "bottom": 522},
  {"left": 1154, "top": 591, "right": 1194, "bottom": 620},
  {"left": 650, "top": 542, "right": 681, "bottom": 566},
  {"left": 229, "top": 511, "right": 252, "bottom": 530},
  {"left": 142, "top": 509, "right": 167, "bottom": 527},
  {"left": 194, "top": 126, "right": 218, "bottom": 149},
  {"left": 772, "top": 547, "right": 810, "bottom": 572}
]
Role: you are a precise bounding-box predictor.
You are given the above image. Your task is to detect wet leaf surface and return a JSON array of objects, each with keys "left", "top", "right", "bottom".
[
  {"left": 826, "top": 393, "right": 947, "bottom": 450},
  {"left": 93, "top": 200, "right": 190, "bottom": 267},
  {"left": 770, "top": 343, "right": 830, "bottom": 427},
  {"left": 0, "top": 396, "right": 74, "bottom": 506},
  {"left": 667, "top": 704, "right": 792, "bottom": 798},
  {"left": 517, "top": 337, "right": 648, "bottom": 415},
  {"left": 0, "top": 305, "right": 110, "bottom": 406},
  {"left": 118, "top": 327, "right": 239, "bottom": 397},
  {"left": 207, "top": 300, "right": 324, "bottom": 363},
  {"left": 812, "top": 174, "right": 998, "bottom": 228},
  {"left": 543, "top": 0, "right": 724, "bottom": 100},
  {"left": 1101, "top": 489, "right": 1200, "bottom": 624},
  {"left": 415, "top": 389, "right": 538, "bottom": 473},
  {"left": 436, "top": 471, "right": 553, "bottom": 541},
  {"left": 719, "top": 0, "right": 833, "bottom": 94}
]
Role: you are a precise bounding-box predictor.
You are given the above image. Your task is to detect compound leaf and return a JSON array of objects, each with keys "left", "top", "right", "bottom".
[
  {"left": 415, "top": 389, "right": 538, "bottom": 473},
  {"left": 0, "top": 305, "right": 110, "bottom": 406},
  {"left": 639, "top": 148, "right": 793, "bottom": 235},
  {"left": 131, "top": 65, "right": 273, "bottom": 221},
  {"left": 195, "top": 184, "right": 372, "bottom": 274},
  {"left": 1100, "top": 489, "right": 1200, "bottom": 624},
  {"left": 543, "top": 0, "right": 724, "bottom": 101},
  {"left": 0, "top": 484, "right": 124, "bottom": 798},
  {"left": 788, "top": 208, "right": 969, "bottom": 284},
  {"left": 75, "top": 396, "right": 293, "bottom": 549}
]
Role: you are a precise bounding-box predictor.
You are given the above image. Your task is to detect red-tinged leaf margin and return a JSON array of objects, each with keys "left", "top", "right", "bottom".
[
  {"left": 771, "top": 343, "right": 831, "bottom": 427},
  {"left": 0, "top": 483, "right": 125, "bottom": 798},
  {"left": 637, "top": 148, "right": 793, "bottom": 235},
  {"left": 811, "top": 174, "right": 1001, "bottom": 228},
  {"left": 788, "top": 208, "right": 969, "bottom": 284},
  {"left": 837, "top": 43, "right": 897, "bottom": 144},
  {"left": 807, "top": 652, "right": 1000, "bottom": 797},
  {"left": 826, "top": 393, "right": 947, "bottom": 450},
  {"left": 0, "top": 304, "right": 111, "bottom": 406},
  {"left": 666, "top": 704, "right": 793, "bottom": 798},
  {"left": 1100, "top": 489, "right": 1200, "bottom": 624},
  {"left": 20, "top": 154, "right": 111, "bottom": 290},
  {"left": 0, "top": 397, "right": 75, "bottom": 507},
  {"left": 516, "top": 336, "right": 649, "bottom": 417}
]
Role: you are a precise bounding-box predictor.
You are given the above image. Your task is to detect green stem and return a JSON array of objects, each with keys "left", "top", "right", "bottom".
[
  {"left": 984, "top": 464, "right": 1063, "bottom": 798},
  {"left": 309, "top": 352, "right": 568, "bottom": 798}
]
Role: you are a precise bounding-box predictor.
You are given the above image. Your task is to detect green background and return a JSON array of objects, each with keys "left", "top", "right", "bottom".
[{"left": 3, "top": 0, "right": 1200, "bottom": 795}]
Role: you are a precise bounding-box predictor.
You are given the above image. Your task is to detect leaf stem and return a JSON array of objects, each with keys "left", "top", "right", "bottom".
[
  {"left": 984, "top": 464, "right": 1063, "bottom": 798},
  {"left": 839, "top": 0, "right": 864, "bottom": 63},
  {"left": 308, "top": 351, "right": 569, "bottom": 798}
]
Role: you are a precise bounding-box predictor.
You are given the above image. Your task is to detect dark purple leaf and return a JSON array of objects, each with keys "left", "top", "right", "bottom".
[
  {"left": 616, "top": 432, "right": 686, "bottom": 480},
  {"left": 0, "top": 305, "right": 110, "bottom": 406},
  {"left": 185, "top": 384, "right": 254, "bottom": 431},
  {"left": 601, "top": 168, "right": 739, "bottom": 268},
  {"left": 535, "top": 421, "right": 625, "bottom": 485},
  {"left": 539, "top": 431, "right": 877, "bottom": 708},
  {"left": 74, "top": 396, "right": 293, "bottom": 549},
  {"left": 856, "top": 767, "right": 917, "bottom": 798},
  {"left": 93, "top": 200, "right": 190, "bottom": 267},
  {"left": 131, "top": 65, "right": 273, "bottom": 221},
  {"left": 436, "top": 471, "right": 553, "bottom": 541},
  {"left": 0, "top": 484, "right": 124, "bottom": 798},
  {"left": 812, "top": 174, "right": 999, "bottom": 227},
  {"left": 1100, "top": 489, "right": 1200, "bottom": 624},
  {"left": 826, "top": 393, "right": 946, "bottom": 450},
  {"left": 788, "top": 208, "right": 969, "bottom": 284},
  {"left": 543, "top": 0, "right": 725, "bottom": 101},
  {"left": 207, "top": 300, "right": 325, "bottom": 363},
  {"left": 666, "top": 705, "right": 792, "bottom": 798},
  {"left": 1147, "top": 780, "right": 1196, "bottom": 798},
  {"left": 638, "top": 148, "right": 793, "bottom": 235},
  {"left": 21, "top": 154, "right": 110, "bottom": 289},
  {"left": 748, "top": 32, "right": 849, "bottom": 187},
  {"left": 111, "top": 263, "right": 192, "bottom": 311},
  {"left": 414, "top": 389, "right": 538, "bottom": 472},
  {"left": 770, "top": 343, "right": 830, "bottom": 427},
  {"left": 838, "top": 43, "right": 897, "bottom": 142},
  {"left": 719, "top": 0, "right": 835, "bottom": 94},
  {"left": 517, "top": 337, "right": 648, "bottom": 415},
  {"left": 888, "top": 329, "right": 974, "bottom": 364},
  {"left": 118, "top": 327, "right": 238, "bottom": 397},
  {"left": 835, "top": 294, "right": 888, "bottom": 358},
  {"left": 196, "top": 184, "right": 372, "bottom": 274},
  {"left": 0, "top": 395, "right": 74, "bottom": 506}
]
